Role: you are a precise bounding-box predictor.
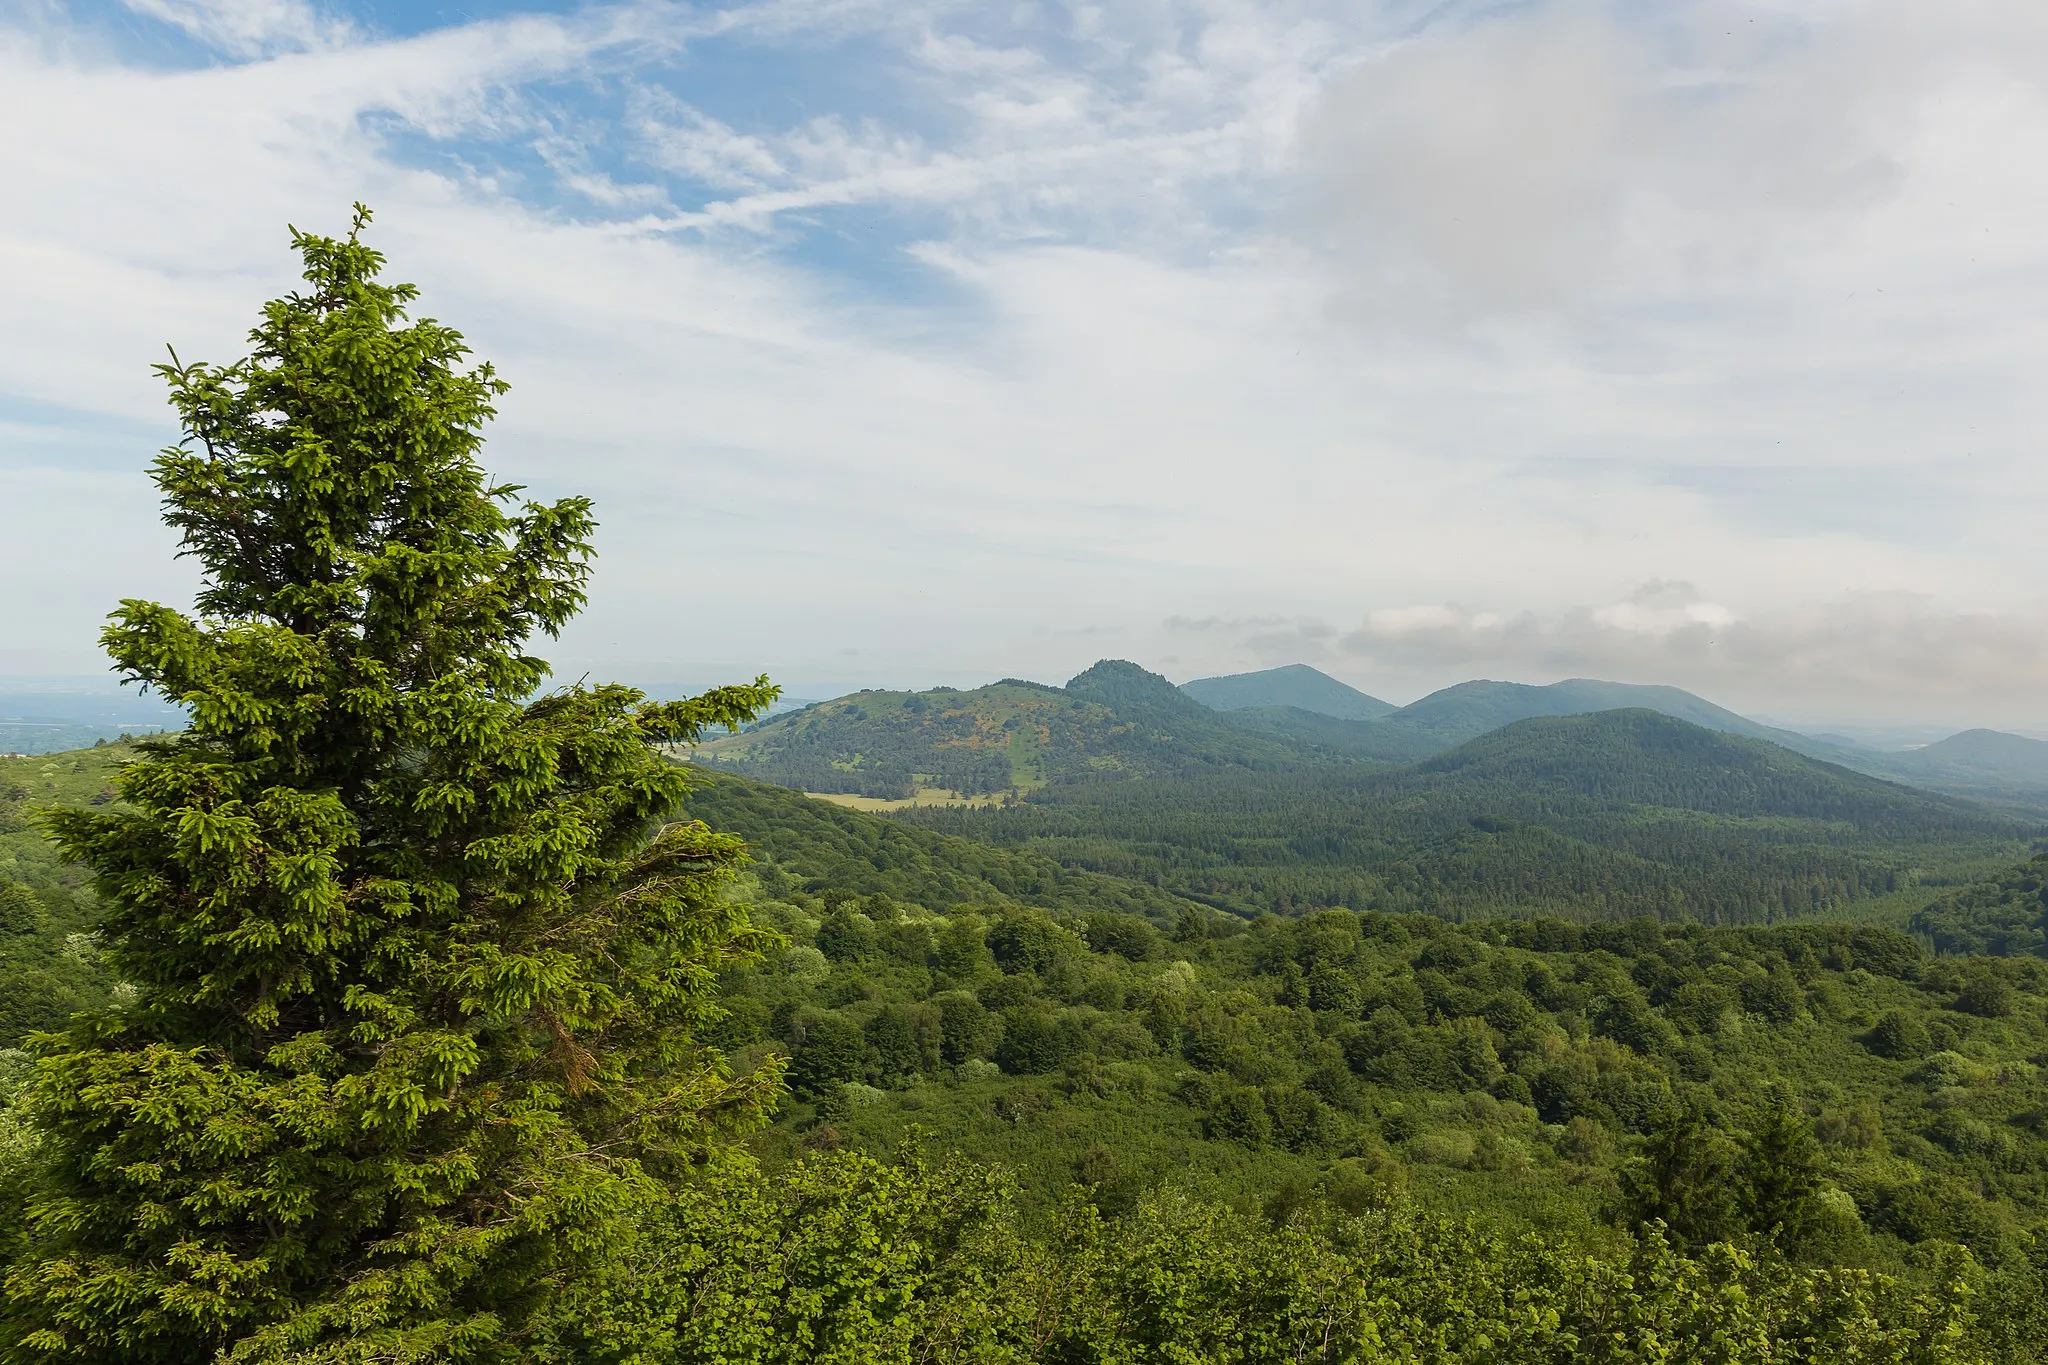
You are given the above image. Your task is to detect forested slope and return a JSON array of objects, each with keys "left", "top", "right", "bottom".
[
  {"left": 1913, "top": 855, "right": 2048, "bottom": 958},
  {"left": 904, "top": 711, "right": 2037, "bottom": 921},
  {"left": 717, "top": 881, "right": 2048, "bottom": 1282},
  {"left": 694, "top": 660, "right": 1322, "bottom": 798},
  {"left": 677, "top": 768, "right": 1201, "bottom": 923},
  {"left": 1367, "top": 677, "right": 1814, "bottom": 750},
  {"left": 0, "top": 743, "right": 124, "bottom": 1045},
  {"left": 1180, "top": 663, "right": 1397, "bottom": 720}
]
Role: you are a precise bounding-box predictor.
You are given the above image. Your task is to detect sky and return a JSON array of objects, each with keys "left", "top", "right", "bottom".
[{"left": 3, "top": 0, "right": 2047, "bottom": 728}]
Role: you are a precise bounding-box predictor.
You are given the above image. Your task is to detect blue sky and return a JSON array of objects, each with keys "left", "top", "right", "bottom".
[{"left": 5, "top": 0, "right": 2048, "bottom": 725}]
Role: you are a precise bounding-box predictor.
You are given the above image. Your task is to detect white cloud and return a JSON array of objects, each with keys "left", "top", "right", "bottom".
[
  {"left": 1299, "top": 1, "right": 2048, "bottom": 325},
  {"left": 1328, "top": 587, "right": 2048, "bottom": 721},
  {"left": 121, "top": 0, "right": 347, "bottom": 58},
  {"left": 0, "top": 0, "right": 2045, "bottom": 726},
  {"left": 1160, "top": 584, "right": 2048, "bottom": 722}
]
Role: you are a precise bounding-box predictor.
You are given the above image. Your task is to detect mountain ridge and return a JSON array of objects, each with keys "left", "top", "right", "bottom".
[
  {"left": 1181, "top": 664, "right": 1396, "bottom": 720},
  {"left": 699, "top": 657, "right": 2048, "bottom": 814}
]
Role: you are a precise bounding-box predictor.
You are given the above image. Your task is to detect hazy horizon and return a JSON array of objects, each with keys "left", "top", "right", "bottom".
[{"left": 8, "top": 660, "right": 2043, "bottom": 746}]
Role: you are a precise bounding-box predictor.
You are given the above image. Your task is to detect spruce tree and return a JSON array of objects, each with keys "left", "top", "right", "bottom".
[
  {"left": 1624, "top": 1101, "right": 1742, "bottom": 1248},
  {"left": 2, "top": 207, "right": 779, "bottom": 1362},
  {"left": 1740, "top": 1098, "right": 1824, "bottom": 1256}
]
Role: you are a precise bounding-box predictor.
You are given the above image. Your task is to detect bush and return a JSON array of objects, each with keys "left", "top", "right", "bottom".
[{"left": 1866, "top": 1009, "right": 1930, "bottom": 1059}]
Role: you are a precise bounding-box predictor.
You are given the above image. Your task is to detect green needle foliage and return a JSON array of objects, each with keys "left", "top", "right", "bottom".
[{"left": 1, "top": 207, "right": 778, "bottom": 1363}]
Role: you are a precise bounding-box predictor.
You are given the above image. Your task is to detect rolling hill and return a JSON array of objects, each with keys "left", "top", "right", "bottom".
[
  {"left": 1366, "top": 677, "right": 1825, "bottom": 752},
  {"left": 1230, "top": 674, "right": 2048, "bottom": 812},
  {"left": 1180, "top": 663, "right": 1396, "bottom": 720},
  {"left": 1905, "top": 728, "right": 2048, "bottom": 777},
  {"left": 1909, "top": 852, "right": 2047, "bottom": 958},
  {"left": 1876, "top": 729, "right": 2048, "bottom": 806},
  {"left": 696, "top": 660, "right": 1847, "bottom": 801},
  {"left": 697, "top": 654, "right": 2048, "bottom": 829},
  {"left": 903, "top": 710, "right": 2038, "bottom": 922},
  {"left": 1204, "top": 703, "right": 1445, "bottom": 763},
  {"left": 675, "top": 765, "right": 1203, "bottom": 923},
  {"left": 1411, "top": 709, "right": 1973, "bottom": 828}
]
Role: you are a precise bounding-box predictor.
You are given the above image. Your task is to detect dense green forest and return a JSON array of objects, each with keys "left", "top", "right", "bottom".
[
  {"left": 713, "top": 879, "right": 2048, "bottom": 1262},
  {"left": 10, "top": 744, "right": 2048, "bottom": 1357},
  {"left": 902, "top": 710, "right": 2039, "bottom": 922},
  {"left": 1913, "top": 856, "right": 2048, "bottom": 959},
  {"left": 0, "top": 744, "right": 125, "bottom": 1046},
  {"left": 663, "top": 773, "right": 2048, "bottom": 1265}
]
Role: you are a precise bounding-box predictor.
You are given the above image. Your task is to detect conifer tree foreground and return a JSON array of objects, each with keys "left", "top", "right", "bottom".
[{"left": 2, "top": 208, "right": 779, "bottom": 1362}]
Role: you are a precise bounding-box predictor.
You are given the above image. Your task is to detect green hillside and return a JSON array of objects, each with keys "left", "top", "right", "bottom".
[
  {"left": 694, "top": 660, "right": 1314, "bottom": 799},
  {"left": 1417, "top": 710, "right": 1984, "bottom": 827},
  {"left": 1371, "top": 677, "right": 1821, "bottom": 751},
  {"left": 694, "top": 655, "right": 2048, "bottom": 829},
  {"left": 1874, "top": 731, "right": 2048, "bottom": 811},
  {"left": 904, "top": 711, "right": 2037, "bottom": 922},
  {"left": 721, "top": 875, "right": 2048, "bottom": 1286},
  {"left": 1909, "top": 729, "right": 2048, "bottom": 776},
  {"left": 1341, "top": 678, "right": 2048, "bottom": 813},
  {"left": 676, "top": 766, "right": 1201, "bottom": 924},
  {"left": 0, "top": 741, "right": 127, "bottom": 1045},
  {"left": 1204, "top": 703, "right": 1443, "bottom": 763},
  {"left": 1181, "top": 663, "right": 1397, "bottom": 720},
  {"left": 1911, "top": 855, "right": 2047, "bottom": 958}
]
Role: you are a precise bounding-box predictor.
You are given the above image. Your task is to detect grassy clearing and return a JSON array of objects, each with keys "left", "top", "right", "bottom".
[{"left": 806, "top": 787, "right": 1016, "bottom": 812}]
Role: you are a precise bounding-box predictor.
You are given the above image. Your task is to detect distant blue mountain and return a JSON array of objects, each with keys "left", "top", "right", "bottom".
[{"left": 1181, "top": 664, "right": 1396, "bottom": 721}]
